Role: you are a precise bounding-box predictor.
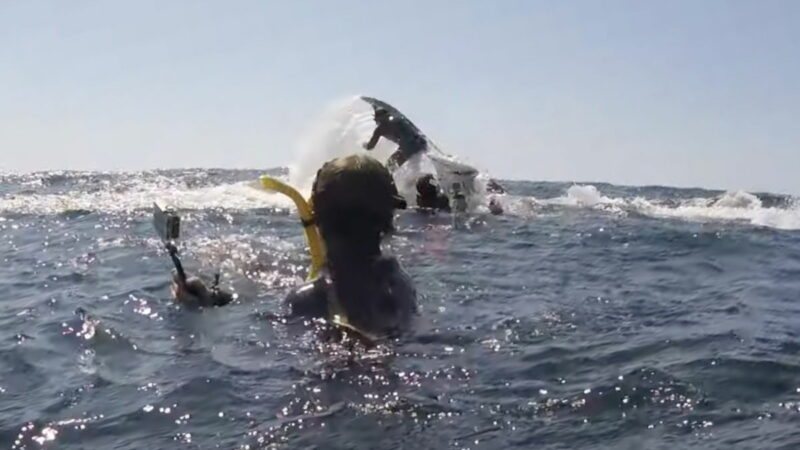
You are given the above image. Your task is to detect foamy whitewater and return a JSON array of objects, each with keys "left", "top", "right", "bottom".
[
  {"left": 2, "top": 99, "right": 800, "bottom": 449},
  {"left": 1, "top": 170, "right": 798, "bottom": 231}
]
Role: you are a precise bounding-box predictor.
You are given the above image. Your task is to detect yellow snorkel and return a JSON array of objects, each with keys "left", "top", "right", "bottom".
[
  {"left": 259, "top": 176, "right": 326, "bottom": 280},
  {"left": 260, "top": 176, "right": 370, "bottom": 339},
  {"left": 260, "top": 156, "right": 405, "bottom": 342}
]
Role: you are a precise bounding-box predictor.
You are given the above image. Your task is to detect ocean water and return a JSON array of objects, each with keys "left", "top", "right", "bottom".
[{"left": 2, "top": 169, "right": 800, "bottom": 449}]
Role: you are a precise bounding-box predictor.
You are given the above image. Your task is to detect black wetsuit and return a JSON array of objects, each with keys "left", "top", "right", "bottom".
[
  {"left": 417, "top": 192, "right": 450, "bottom": 212},
  {"left": 365, "top": 116, "right": 428, "bottom": 170},
  {"left": 416, "top": 175, "right": 451, "bottom": 211},
  {"left": 486, "top": 179, "right": 506, "bottom": 194},
  {"left": 285, "top": 256, "right": 417, "bottom": 338},
  {"left": 171, "top": 270, "right": 233, "bottom": 308}
]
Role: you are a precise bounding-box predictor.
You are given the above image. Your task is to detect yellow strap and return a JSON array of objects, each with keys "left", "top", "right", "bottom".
[{"left": 259, "top": 176, "right": 326, "bottom": 280}]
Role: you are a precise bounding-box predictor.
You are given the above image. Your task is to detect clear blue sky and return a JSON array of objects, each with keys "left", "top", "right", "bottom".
[{"left": 2, "top": 0, "right": 799, "bottom": 193}]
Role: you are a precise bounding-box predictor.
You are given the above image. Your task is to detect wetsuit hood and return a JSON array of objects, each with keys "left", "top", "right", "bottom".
[{"left": 311, "top": 155, "right": 406, "bottom": 238}]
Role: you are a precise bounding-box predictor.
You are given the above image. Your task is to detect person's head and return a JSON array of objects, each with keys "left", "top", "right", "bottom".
[
  {"left": 488, "top": 198, "right": 504, "bottom": 215},
  {"left": 415, "top": 174, "right": 438, "bottom": 200},
  {"left": 311, "top": 155, "right": 406, "bottom": 247},
  {"left": 374, "top": 107, "right": 390, "bottom": 123}
]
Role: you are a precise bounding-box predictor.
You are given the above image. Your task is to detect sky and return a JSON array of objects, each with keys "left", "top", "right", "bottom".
[{"left": 1, "top": 0, "right": 799, "bottom": 194}]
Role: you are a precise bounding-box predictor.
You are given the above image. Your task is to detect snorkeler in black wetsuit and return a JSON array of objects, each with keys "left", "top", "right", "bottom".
[
  {"left": 486, "top": 179, "right": 505, "bottom": 194},
  {"left": 172, "top": 155, "right": 417, "bottom": 339},
  {"left": 415, "top": 174, "right": 450, "bottom": 212},
  {"left": 363, "top": 107, "right": 428, "bottom": 172},
  {"left": 285, "top": 154, "right": 416, "bottom": 338},
  {"left": 171, "top": 272, "right": 232, "bottom": 307}
]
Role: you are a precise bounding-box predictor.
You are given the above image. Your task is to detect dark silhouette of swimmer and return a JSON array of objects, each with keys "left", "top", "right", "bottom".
[
  {"left": 363, "top": 107, "right": 428, "bottom": 172},
  {"left": 171, "top": 271, "right": 233, "bottom": 308},
  {"left": 486, "top": 179, "right": 505, "bottom": 194},
  {"left": 172, "top": 155, "right": 416, "bottom": 339},
  {"left": 415, "top": 174, "right": 450, "bottom": 211},
  {"left": 488, "top": 198, "right": 503, "bottom": 215},
  {"left": 286, "top": 155, "right": 416, "bottom": 338}
]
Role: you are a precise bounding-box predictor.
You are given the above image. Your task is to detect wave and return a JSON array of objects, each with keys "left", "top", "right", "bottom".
[
  {"left": 631, "top": 191, "right": 800, "bottom": 230},
  {"left": 519, "top": 185, "right": 800, "bottom": 231},
  {"left": 543, "top": 185, "right": 627, "bottom": 208},
  {"left": 2, "top": 168, "right": 798, "bottom": 231},
  {"left": 0, "top": 174, "right": 293, "bottom": 215}
]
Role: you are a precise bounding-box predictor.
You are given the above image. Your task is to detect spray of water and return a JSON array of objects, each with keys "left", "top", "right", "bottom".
[
  {"left": 288, "top": 96, "right": 391, "bottom": 194},
  {"left": 286, "top": 95, "right": 500, "bottom": 210}
]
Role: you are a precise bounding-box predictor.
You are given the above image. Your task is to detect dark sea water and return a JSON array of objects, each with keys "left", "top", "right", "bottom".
[{"left": 2, "top": 169, "right": 800, "bottom": 449}]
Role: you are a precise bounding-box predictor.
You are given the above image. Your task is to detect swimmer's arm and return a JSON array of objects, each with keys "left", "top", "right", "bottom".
[{"left": 363, "top": 125, "right": 384, "bottom": 150}]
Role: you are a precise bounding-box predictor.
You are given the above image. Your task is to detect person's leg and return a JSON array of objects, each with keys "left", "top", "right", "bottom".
[{"left": 387, "top": 150, "right": 410, "bottom": 172}]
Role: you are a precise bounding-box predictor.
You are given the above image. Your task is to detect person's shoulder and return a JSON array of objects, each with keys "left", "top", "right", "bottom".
[
  {"left": 376, "top": 257, "right": 417, "bottom": 301},
  {"left": 285, "top": 277, "right": 328, "bottom": 318},
  {"left": 375, "top": 255, "right": 402, "bottom": 272}
]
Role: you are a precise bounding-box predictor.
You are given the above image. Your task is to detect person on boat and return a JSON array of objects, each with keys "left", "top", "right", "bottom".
[{"left": 363, "top": 107, "right": 428, "bottom": 172}]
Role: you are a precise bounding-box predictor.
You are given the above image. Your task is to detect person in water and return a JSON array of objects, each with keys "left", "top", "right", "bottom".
[
  {"left": 415, "top": 174, "right": 450, "bottom": 211},
  {"left": 363, "top": 107, "right": 428, "bottom": 172},
  {"left": 172, "top": 154, "right": 417, "bottom": 338},
  {"left": 486, "top": 179, "right": 506, "bottom": 194},
  {"left": 415, "top": 173, "right": 505, "bottom": 215},
  {"left": 171, "top": 272, "right": 233, "bottom": 307},
  {"left": 286, "top": 154, "right": 416, "bottom": 337}
]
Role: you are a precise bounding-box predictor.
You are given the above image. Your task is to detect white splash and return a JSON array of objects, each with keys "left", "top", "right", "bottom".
[
  {"left": 632, "top": 190, "right": 800, "bottom": 230},
  {"left": 288, "top": 96, "right": 394, "bottom": 194},
  {"left": 0, "top": 178, "right": 292, "bottom": 215},
  {"left": 527, "top": 184, "right": 800, "bottom": 231},
  {"left": 546, "top": 185, "right": 623, "bottom": 208},
  {"left": 287, "top": 95, "right": 501, "bottom": 210},
  {"left": 711, "top": 190, "right": 761, "bottom": 209}
]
